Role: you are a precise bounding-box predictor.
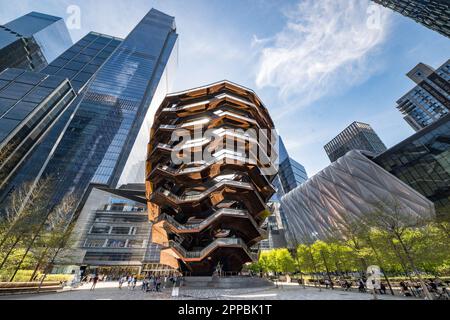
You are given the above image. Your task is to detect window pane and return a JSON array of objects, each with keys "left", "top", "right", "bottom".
[
  {"left": 3, "top": 101, "right": 36, "bottom": 121},
  {"left": 0, "top": 83, "right": 34, "bottom": 100},
  {"left": 0, "top": 69, "right": 24, "bottom": 81},
  {"left": 22, "top": 87, "right": 54, "bottom": 103},
  {"left": 0, "top": 97, "right": 16, "bottom": 115},
  {"left": 15, "top": 72, "right": 46, "bottom": 85}
]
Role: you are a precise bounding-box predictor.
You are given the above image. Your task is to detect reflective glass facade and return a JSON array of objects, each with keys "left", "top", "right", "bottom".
[
  {"left": 324, "top": 121, "right": 387, "bottom": 162},
  {"left": 272, "top": 137, "right": 308, "bottom": 200},
  {"left": 396, "top": 60, "right": 449, "bottom": 131},
  {"left": 0, "top": 33, "right": 122, "bottom": 212},
  {"left": 372, "top": 1, "right": 450, "bottom": 38},
  {"left": 0, "top": 12, "right": 72, "bottom": 72},
  {"left": 374, "top": 113, "right": 450, "bottom": 217},
  {"left": 41, "top": 32, "right": 123, "bottom": 94},
  {"left": 39, "top": 9, "right": 178, "bottom": 212},
  {"left": 263, "top": 137, "right": 307, "bottom": 249},
  {"left": 0, "top": 68, "right": 76, "bottom": 191}
]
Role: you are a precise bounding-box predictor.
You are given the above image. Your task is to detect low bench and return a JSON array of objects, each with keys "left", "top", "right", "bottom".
[{"left": 0, "top": 281, "right": 63, "bottom": 295}]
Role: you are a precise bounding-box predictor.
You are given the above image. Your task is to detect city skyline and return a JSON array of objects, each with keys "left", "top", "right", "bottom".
[{"left": 1, "top": 0, "right": 449, "bottom": 177}]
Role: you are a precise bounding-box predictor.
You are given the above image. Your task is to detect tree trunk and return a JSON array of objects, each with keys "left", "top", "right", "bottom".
[
  {"left": 367, "top": 235, "right": 395, "bottom": 295},
  {"left": 308, "top": 248, "right": 321, "bottom": 291},
  {"left": 37, "top": 248, "right": 61, "bottom": 293},
  {"left": 388, "top": 239, "right": 413, "bottom": 282},
  {"left": 0, "top": 237, "right": 20, "bottom": 270},
  {"left": 30, "top": 248, "right": 49, "bottom": 281},
  {"left": 320, "top": 250, "right": 333, "bottom": 289},
  {"left": 9, "top": 209, "right": 54, "bottom": 281},
  {"left": 396, "top": 234, "right": 433, "bottom": 300}
]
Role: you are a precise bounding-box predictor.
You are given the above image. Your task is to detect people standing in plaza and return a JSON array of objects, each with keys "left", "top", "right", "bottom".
[
  {"left": 132, "top": 276, "right": 137, "bottom": 290},
  {"left": 156, "top": 277, "right": 161, "bottom": 292},
  {"left": 142, "top": 277, "right": 148, "bottom": 292},
  {"left": 127, "top": 275, "right": 133, "bottom": 289},
  {"left": 380, "top": 282, "right": 387, "bottom": 294},
  {"left": 358, "top": 279, "right": 366, "bottom": 293},
  {"left": 118, "top": 276, "right": 125, "bottom": 289},
  {"left": 90, "top": 274, "right": 99, "bottom": 291}
]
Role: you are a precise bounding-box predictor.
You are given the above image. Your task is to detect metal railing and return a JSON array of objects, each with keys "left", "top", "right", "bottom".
[{"left": 169, "top": 238, "right": 257, "bottom": 260}]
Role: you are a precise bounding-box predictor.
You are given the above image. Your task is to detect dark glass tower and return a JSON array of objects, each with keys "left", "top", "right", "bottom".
[
  {"left": 0, "top": 68, "right": 77, "bottom": 189},
  {"left": 262, "top": 136, "right": 308, "bottom": 250},
  {"left": 276, "top": 137, "right": 308, "bottom": 196},
  {"left": 39, "top": 9, "right": 178, "bottom": 212},
  {"left": 0, "top": 33, "right": 122, "bottom": 211},
  {"left": 0, "top": 12, "right": 72, "bottom": 72},
  {"left": 371, "top": 1, "right": 450, "bottom": 38},
  {"left": 373, "top": 113, "right": 450, "bottom": 217},
  {"left": 396, "top": 60, "right": 449, "bottom": 131},
  {"left": 324, "top": 121, "right": 387, "bottom": 162}
]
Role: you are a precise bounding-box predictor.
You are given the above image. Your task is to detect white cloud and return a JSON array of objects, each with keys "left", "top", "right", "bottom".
[{"left": 255, "top": 0, "right": 391, "bottom": 113}]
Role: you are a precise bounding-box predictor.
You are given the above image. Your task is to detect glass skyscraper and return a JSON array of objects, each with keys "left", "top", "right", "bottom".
[
  {"left": 395, "top": 60, "right": 449, "bottom": 131},
  {"left": 0, "top": 32, "right": 122, "bottom": 211},
  {"left": 371, "top": 1, "right": 450, "bottom": 39},
  {"left": 261, "top": 136, "right": 308, "bottom": 249},
  {"left": 373, "top": 113, "right": 450, "bottom": 217},
  {"left": 0, "top": 12, "right": 72, "bottom": 72},
  {"left": 324, "top": 121, "right": 387, "bottom": 162},
  {"left": 38, "top": 9, "right": 178, "bottom": 212},
  {"left": 0, "top": 68, "right": 76, "bottom": 190}
]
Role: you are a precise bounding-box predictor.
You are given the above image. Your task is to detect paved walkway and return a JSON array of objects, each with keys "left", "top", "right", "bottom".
[{"left": 0, "top": 282, "right": 412, "bottom": 300}]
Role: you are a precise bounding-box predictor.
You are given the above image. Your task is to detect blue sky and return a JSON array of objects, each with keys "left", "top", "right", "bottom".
[{"left": 1, "top": 0, "right": 449, "bottom": 176}]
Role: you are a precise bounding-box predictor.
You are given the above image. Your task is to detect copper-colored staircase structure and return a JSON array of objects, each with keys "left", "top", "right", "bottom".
[{"left": 146, "top": 81, "right": 276, "bottom": 275}]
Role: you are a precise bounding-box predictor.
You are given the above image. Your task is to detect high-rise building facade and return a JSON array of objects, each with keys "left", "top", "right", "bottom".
[
  {"left": 374, "top": 113, "right": 450, "bottom": 217},
  {"left": 33, "top": 9, "right": 178, "bottom": 211},
  {"left": 0, "top": 68, "right": 77, "bottom": 190},
  {"left": 41, "top": 32, "right": 123, "bottom": 94},
  {"left": 261, "top": 137, "right": 308, "bottom": 250},
  {"left": 0, "top": 12, "right": 72, "bottom": 72},
  {"left": 146, "top": 81, "right": 275, "bottom": 275},
  {"left": 0, "top": 33, "right": 122, "bottom": 211},
  {"left": 324, "top": 121, "right": 387, "bottom": 162},
  {"left": 371, "top": 1, "right": 450, "bottom": 38},
  {"left": 281, "top": 150, "right": 435, "bottom": 242},
  {"left": 67, "top": 184, "right": 173, "bottom": 277},
  {"left": 274, "top": 137, "right": 308, "bottom": 197},
  {"left": 395, "top": 60, "right": 449, "bottom": 131}
]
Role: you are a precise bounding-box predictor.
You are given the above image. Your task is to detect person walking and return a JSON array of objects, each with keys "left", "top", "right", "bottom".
[
  {"left": 132, "top": 276, "right": 137, "bottom": 290},
  {"left": 358, "top": 279, "right": 366, "bottom": 293},
  {"left": 118, "top": 275, "right": 125, "bottom": 289},
  {"left": 142, "top": 277, "right": 148, "bottom": 292},
  {"left": 380, "top": 282, "right": 387, "bottom": 294},
  {"left": 127, "top": 275, "right": 133, "bottom": 290},
  {"left": 91, "top": 274, "right": 99, "bottom": 291}
]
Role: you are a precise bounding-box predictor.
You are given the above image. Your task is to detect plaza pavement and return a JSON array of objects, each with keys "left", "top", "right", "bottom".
[{"left": 0, "top": 281, "right": 412, "bottom": 300}]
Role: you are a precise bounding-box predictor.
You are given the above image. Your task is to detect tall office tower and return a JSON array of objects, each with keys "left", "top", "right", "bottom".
[
  {"left": 32, "top": 9, "right": 178, "bottom": 212},
  {"left": 371, "top": 1, "right": 450, "bottom": 38},
  {"left": 273, "top": 137, "right": 307, "bottom": 198},
  {"left": 147, "top": 81, "right": 276, "bottom": 275},
  {"left": 324, "top": 121, "right": 387, "bottom": 162},
  {"left": 0, "top": 12, "right": 72, "bottom": 72},
  {"left": 281, "top": 150, "right": 434, "bottom": 242},
  {"left": 374, "top": 113, "right": 450, "bottom": 217},
  {"left": 261, "top": 137, "right": 307, "bottom": 250},
  {"left": 0, "top": 33, "right": 122, "bottom": 210},
  {"left": 395, "top": 60, "right": 450, "bottom": 131},
  {"left": 0, "top": 68, "right": 77, "bottom": 190}
]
